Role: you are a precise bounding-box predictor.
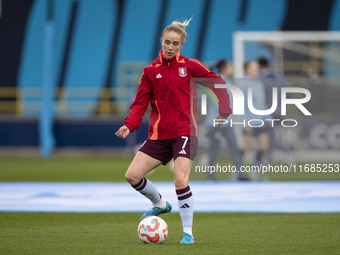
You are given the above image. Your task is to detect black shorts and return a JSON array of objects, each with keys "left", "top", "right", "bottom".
[{"left": 139, "top": 136, "right": 198, "bottom": 165}]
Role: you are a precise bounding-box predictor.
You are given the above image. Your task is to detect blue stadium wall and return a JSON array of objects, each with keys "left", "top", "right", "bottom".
[{"left": 1, "top": 0, "right": 340, "bottom": 147}]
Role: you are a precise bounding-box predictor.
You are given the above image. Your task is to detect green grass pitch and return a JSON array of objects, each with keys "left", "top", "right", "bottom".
[
  {"left": 1, "top": 212, "right": 339, "bottom": 254},
  {"left": 0, "top": 156, "right": 339, "bottom": 254},
  {"left": 0, "top": 156, "right": 339, "bottom": 181}
]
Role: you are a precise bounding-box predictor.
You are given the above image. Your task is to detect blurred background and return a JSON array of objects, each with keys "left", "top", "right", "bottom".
[{"left": 0, "top": 0, "right": 339, "bottom": 181}]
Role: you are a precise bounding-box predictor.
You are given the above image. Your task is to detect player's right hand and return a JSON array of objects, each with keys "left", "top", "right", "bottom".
[
  {"left": 215, "top": 114, "right": 230, "bottom": 128},
  {"left": 115, "top": 125, "right": 130, "bottom": 139}
]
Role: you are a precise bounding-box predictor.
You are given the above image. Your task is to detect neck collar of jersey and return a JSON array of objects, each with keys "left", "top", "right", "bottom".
[{"left": 158, "top": 50, "right": 181, "bottom": 64}]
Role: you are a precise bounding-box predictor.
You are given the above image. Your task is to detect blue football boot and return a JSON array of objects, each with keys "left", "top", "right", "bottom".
[
  {"left": 179, "top": 231, "right": 195, "bottom": 244},
  {"left": 140, "top": 201, "right": 172, "bottom": 221}
]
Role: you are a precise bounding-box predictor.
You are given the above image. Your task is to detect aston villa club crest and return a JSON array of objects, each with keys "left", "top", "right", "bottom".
[{"left": 179, "top": 67, "right": 187, "bottom": 77}]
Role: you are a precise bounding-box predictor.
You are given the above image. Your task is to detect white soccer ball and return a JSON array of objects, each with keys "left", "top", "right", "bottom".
[{"left": 137, "top": 216, "right": 168, "bottom": 244}]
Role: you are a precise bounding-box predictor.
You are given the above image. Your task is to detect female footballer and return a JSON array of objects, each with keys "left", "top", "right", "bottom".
[{"left": 115, "top": 18, "right": 231, "bottom": 244}]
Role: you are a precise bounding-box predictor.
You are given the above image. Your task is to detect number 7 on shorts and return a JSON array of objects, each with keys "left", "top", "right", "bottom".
[{"left": 179, "top": 136, "right": 188, "bottom": 155}]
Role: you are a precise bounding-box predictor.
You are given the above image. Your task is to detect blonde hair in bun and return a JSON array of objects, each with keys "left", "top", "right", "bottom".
[{"left": 162, "top": 17, "right": 192, "bottom": 43}]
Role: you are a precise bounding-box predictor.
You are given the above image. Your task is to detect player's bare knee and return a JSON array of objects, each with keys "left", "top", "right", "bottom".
[
  {"left": 125, "top": 172, "right": 141, "bottom": 185},
  {"left": 174, "top": 177, "right": 188, "bottom": 189}
]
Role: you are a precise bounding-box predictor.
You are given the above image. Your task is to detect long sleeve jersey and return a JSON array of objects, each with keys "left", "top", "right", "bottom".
[{"left": 124, "top": 50, "right": 232, "bottom": 140}]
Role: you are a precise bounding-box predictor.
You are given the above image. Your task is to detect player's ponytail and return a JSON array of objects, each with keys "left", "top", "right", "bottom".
[
  {"left": 162, "top": 17, "right": 192, "bottom": 43},
  {"left": 171, "top": 19, "right": 191, "bottom": 30}
]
